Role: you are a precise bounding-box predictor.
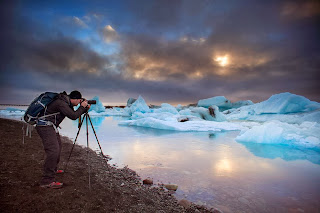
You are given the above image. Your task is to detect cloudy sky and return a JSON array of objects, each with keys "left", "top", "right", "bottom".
[{"left": 1, "top": 0, "right": 319, "bottom": 105}]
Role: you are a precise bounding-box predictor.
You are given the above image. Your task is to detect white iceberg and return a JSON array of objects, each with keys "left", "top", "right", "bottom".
[
  {"left": 236, "top": 120, "right": 320, "bottom": 149},
  {"left": 104, "top": 95, "right": 150, "bottom": 117},
  {"left": 105, "top": 107, "right": 128, "bottom": 116},
  {"left": 152, "top": 103, "right": 179, "bottom": 115},
  {"left": 232, "top": 100, "right": 254, "bottom": 108},
  {"left": 253, "top": 92, "right": 320, "bottom": 114},
  {"left": 0, "top": 107, "right": 25, "bottom": 119},
  {"left": 198, "top": 96, "right": 253, "bottom": 110},
  {"left": 180, "top": 106, "right": 226, "bottom": 122},
  {"left": 119, "top": 117, "right": 248, "bottom": 132},
  {"left": 225, "top": 93, "right": 320, "bottom": 123},
  {"left": 127, "top": 95, "right": 150, "bottom": 115},
  {"left": 2, "top": 92, "right": 320, "bottom": 152},
  {"left": 198, "top": 96, "right": 232, "bottom": 108}
]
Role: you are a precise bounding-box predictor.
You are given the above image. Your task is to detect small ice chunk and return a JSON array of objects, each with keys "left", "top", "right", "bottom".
[
  {"left": 198, "top": 96, "right": 232, "bottom": 108},
  {"left": 181, "top": 106, "right": 226, "bottom": 121}
]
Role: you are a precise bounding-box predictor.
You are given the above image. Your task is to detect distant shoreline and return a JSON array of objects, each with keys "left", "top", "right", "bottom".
[{"left": 0, "top": 104, "right": 29, "bottom": 106}]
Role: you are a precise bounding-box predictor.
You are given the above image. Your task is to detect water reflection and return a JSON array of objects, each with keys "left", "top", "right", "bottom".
[
  {"left": 58, "top": 116, "right": 320, "bottom": 212},
  {"left": 130, "top": 126, "right": 180, "bottom": 136},
  {"left": 70, "top": 116, "right": 105, "bottom": 128},
  {"left": 238, "top": 141, "right": 320, "bottom": 165},
  {"left": 88, "top": 116, "right": 105, "bottom": 129},
  {"left": 215, "top": 159, "right": 233, "bottom": 176}
]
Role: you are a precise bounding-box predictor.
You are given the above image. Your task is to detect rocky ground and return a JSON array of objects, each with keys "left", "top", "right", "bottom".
[{"left": 0, "top": 118, "right": 220, "bottom": 213}]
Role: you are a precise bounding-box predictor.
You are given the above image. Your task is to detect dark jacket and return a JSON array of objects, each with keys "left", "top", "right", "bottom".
[{"left": 43, "top": 92, "right": 87, "bottom": 127}]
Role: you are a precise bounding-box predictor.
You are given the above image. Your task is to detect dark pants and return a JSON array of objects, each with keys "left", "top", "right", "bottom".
[{"left": 36, "top": 126, "right": 62, "bottom": 184}]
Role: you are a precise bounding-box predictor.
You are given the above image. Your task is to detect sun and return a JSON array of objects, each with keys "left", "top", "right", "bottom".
[{"left": 215, "top": 55, "right": 229, "bottom": 67}]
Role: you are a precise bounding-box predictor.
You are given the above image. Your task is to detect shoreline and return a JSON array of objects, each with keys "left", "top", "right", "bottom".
[{"left": 0, "top": 118, "right": 218, "bottom": 212}]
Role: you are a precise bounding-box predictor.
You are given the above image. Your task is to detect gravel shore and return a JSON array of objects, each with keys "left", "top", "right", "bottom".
[{"left": 0, "top": 118, "right": 219, "bottom": 212}]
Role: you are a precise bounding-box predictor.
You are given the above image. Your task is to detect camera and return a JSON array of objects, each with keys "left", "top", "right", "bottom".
[{"left": 81, "top": 99, "right": 96, "bottom": 104}]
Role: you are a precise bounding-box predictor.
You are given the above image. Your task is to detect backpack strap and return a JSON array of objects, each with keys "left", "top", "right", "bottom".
[
  {"left": 38, "top": 112, "right": 60, "bottom": 120},
  {"left": 37, "top": 112, "right": 60, "bottom": 133},
  {"left": 26, "top": 123, "right": 34, "bottom": 137},
  {"left": 23, "top": 112, "right": 60, "bottom": 138},
  {"left": 37, "top": 120, "right": 59, "bottom": 133}
]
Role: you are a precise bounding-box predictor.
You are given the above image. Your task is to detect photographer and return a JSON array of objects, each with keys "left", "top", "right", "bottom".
[{"left": 36, "top": 90, "right": 90, "bottom": 189}]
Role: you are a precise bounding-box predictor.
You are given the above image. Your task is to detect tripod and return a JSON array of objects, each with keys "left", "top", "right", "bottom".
[{"left": 64, "top": 111, "right": 106, "bottom": 190}]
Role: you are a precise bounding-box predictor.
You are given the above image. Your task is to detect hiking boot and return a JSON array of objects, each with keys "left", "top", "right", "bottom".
[
  {"left": 40, "top": 182, "right": 63, "bottom": 189},
  {"left": 56, "top": 169, "right": 64, "bottom": 174}
]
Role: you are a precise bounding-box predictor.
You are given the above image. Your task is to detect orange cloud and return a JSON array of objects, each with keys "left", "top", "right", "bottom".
[{"left": 282, "top": 1, "right": 320, "bottom": 19}]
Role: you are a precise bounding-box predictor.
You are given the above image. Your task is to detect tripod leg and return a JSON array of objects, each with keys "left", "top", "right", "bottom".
[
  {"left": 87, "top": 114, "right": 106, "bottom": 157},
  {"left": 63, "top": 114, "right": 86, "bottom": 173},
  {"left": 86, "top": 114, "right": 91, "bottom": 190}
]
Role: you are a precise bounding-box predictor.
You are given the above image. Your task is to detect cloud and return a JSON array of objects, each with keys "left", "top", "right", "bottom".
[
  {"left": 59, "top": 16, "right": 89, "bottom": 29},
  {"left": 15, "top": 35, "right": 111, "bottom": 76},
  {"left": 118, "top": 32, "right": 278, "bottom": 82},
  {"left": 1, "top": 0, "right": 319, "bottom": 104},
  {"left": 118, "top": 34, "right": 215, "bottom": 80},
  {"left": 72, "top": 16, "right": 88, "bottom": 28},
  {"left": 100, "top": 25, "right": 118, "bottom": 43},
  {"left": 281, "top": 0, "right": 320, "bottom": 19}
]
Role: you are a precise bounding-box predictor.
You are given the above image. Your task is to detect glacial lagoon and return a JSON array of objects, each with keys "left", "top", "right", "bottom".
[{"left": 58, "top": 116, "right": 320, "bottom": 213}]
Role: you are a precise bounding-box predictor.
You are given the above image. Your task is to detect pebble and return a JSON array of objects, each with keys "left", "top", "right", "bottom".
[
  {"left": 238, "top": 197, "right": 250, "bottom": 205},
  {"left": 178, "top": 199, "right": 191, "bottom": 209},
  {"left": 143, "top": 178, "right": 153, "bottom": 185},
  {"left": 214, "top": 204, "right": 232, "bottom": 213},
  {"left": 164, "top": 184, "right": 178, "bottom": 191}
]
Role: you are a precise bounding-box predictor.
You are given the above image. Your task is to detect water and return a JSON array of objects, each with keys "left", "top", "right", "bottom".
[{"left": 57, "top": 116, "right": 320, "bottom": 213}]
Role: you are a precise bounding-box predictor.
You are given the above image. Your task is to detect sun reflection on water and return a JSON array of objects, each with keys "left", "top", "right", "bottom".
[{"left": 215, "top": 159, "right": 233, "bottom": 176}]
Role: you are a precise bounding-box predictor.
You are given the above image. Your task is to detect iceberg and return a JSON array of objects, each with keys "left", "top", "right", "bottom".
[
  {"left": 127, "top": 95, "right": 150, "bottom": 115},
  {"left": 253, "top": 92, "right": 320, "bottom": 114},
  {"left": 103, "top": 95, "right": 151, "bottom": 117},
  {"left": 0, "top": 107, "right": 25, "bottom": 118},
  {"left": 152, "top": 103, "right": 179, "bottom": 115},
  {"left": 180, "top": 106, "right": 226, "bottom": 122},
  {"left": 197, "top": 96, "right": 253, "bottom": 110},
  {"left": 88, "top": 96, "right": 106, "bottom": 113},
  {"left": 225, "top": 93, "right": 320, "bottom": 123},
  {"left": 115, "top": 93, "right": 320, "bottom": 152},
  {"left": 231, "top": 100, "right": 254, "bottom": 108},
  {"left": 176, "top": 104, "right": 183, "bottom": 111},
  {"left": 198, "top": 96, "right": 232, "bottom": 109},
  {"left": 1, "top": 92, "right": 319, "bottom": 153},
  {"left": 126, "top": 98, "right": 137, "bottom": 107},
  {"left": 5, "top": 107, "right": 25, "bottom": 112},
  {"left": 105, "top": 107, "right": 128, "bottom": 116},
  {"left": 228, "top": 92, "right": 320, "bottom": 117},
  {"left": 119, "top": 117, "right": 248, "bottom": 132},
  {"left": 236, "top": 120, "right": 320, "bottom": 149}
]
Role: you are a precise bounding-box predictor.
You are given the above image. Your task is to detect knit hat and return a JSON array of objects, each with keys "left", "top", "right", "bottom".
[{"left": 69, "top": 90, "right": 82, "bottom": 99}]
